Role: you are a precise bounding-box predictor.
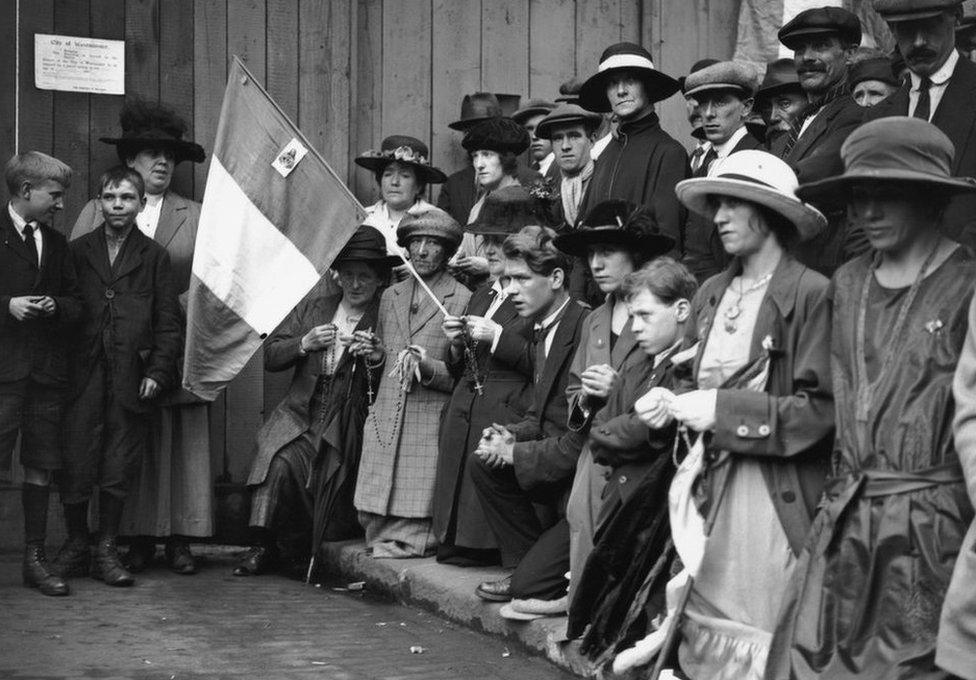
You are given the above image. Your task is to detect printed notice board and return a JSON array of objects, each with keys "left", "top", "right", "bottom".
[{"left": 34, "top": 34, "right": 125, "bottom": 95}]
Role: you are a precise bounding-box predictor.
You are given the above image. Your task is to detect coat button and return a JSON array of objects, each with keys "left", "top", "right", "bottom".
[
  {"left": 618, "top": 475, "right": 628, "bottom": 485},
  {"left": 736, "top": 425, "right": 749, "bottom": 437},
  {"left": 596, "top": 338, "right": 605, "bottom": 347},
  {"left": 758, "top": 424, "right": 770, "bottom": 436},
  {"left": 782, "top": 490, "right": 796, "bottom": 503},
  {"left": 104, "top": 288, "right": 115, "bottom": 299}
]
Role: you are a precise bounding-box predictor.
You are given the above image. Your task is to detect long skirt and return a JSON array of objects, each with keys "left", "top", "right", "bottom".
[
  {"left": 565, "top": 447, "right": 610, "bottom": 600},
  {"left": 358, "top": 511, "right": 436, "bottom": 559}
]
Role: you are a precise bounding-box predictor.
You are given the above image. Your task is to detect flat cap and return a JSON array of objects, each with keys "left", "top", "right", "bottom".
[
  {"left": 534, "top": 103, "right": 603, "bottom": 139},
  {"left": 849, "top": 56, "right": 900, "bottom": 87},
  {"left": 778, "top": 7, "right": 862, "bottom": 50},
  {"left": 873, "top": 0, "right": 962, "bottom": 22},
  {"left": 555, "top": 77, "right": 584, "bottom": 103},
  {"left": 683, "top": 61, "right": 760, "bottom": 98}
]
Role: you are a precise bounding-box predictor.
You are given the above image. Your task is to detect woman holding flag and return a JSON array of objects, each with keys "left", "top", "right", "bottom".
[{"left": 629, "top": 150, "right": 833, "bottom": 679}]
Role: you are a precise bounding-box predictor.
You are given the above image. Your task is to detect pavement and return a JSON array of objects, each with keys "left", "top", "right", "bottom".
[{"left": 0, "top": 546, "right": 578, "bottom": 680}]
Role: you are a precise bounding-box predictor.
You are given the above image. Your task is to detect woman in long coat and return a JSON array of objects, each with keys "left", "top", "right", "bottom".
[
  {"left": 432, "top": 186, "right": 538, "bottom": 566},
  {"left": 71, "top": 100, "right": 211, "bottom": 574},
  {"left": 354, "top": 207, "right": 471, "bottom": 558}
]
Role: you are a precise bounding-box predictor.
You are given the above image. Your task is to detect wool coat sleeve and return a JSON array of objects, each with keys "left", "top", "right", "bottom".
[
  {"left": 953, "top": 294, "right": 976, "bottom": 508},
  {"left": 513, "top": 426, "right": 587, "bottom": 490},
  {"left": 566, "top": 323, "right": 596, "bottom": 432},
  {"left": 651, "top": 140, "right": 691, "bottom": 256},
  {"left": 264, "top": 299, "right": 312, "bottom": 372},
  {"left": 48, "top": 233, "right": 85, "bottom": 328},
  {"left": 146, "top": 250, "right": 183, "bottom": 390},
  {"left": 710, "top": 272, "right": 834, "bottom": 457}
]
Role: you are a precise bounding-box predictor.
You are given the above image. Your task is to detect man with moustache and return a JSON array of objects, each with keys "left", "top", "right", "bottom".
[
  {"left": 513, "top": 99, "right": 558, "bottom": 182},
  {"left": 778, "top": 6, "right": 867, "bottom": 275},
  {"left": 756, "top": 58, "right": 810, "bottom": 154},
  {"left": 866, "top": 0, "right": 976, "bottom": 248},
  {"left": 576, "top": 43, "right": 687, "bottom": 256}
]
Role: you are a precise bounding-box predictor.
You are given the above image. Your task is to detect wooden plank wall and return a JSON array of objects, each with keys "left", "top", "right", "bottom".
[{"left": 0, "top": 0, "right": 738, "bottom": 498}]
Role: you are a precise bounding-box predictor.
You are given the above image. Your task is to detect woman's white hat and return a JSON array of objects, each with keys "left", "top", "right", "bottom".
[{"left": 675, "top": 150, "right": 827, "bottom": 241}]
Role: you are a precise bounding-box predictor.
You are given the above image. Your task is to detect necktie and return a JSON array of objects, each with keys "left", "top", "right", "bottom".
[
  {"left": 914, "top": 76, "right": 932, "bottom": 121},
  {"left": 22, "top": 223, "right": 39, "bottom": 267},
  {"left": 695, "top": 148, "right": 718, "bottom": 178},
  {"left": 689, "top": 145, "right": 706, "bottom": 172}
]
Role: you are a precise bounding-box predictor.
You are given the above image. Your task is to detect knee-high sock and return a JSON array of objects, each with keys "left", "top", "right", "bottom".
[
  {"left": 22, "top": 483, "right": 50, "bottom": 546},
  {"left": 98, "top": 491, "right": 125, "bottom": 538},
  {"left": 63, "top": 501, "right": 89, "bottom": 540}
]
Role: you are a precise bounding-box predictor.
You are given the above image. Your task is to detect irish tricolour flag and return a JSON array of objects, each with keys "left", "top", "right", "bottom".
[{"left": 184, "top": 57, "right": 364, "bottom": 400}]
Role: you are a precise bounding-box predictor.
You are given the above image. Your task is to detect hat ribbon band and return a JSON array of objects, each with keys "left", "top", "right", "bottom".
[
  {"left": 715, "top": 173, "right": 779, "bottom": 191},
  {"left": 599, "top": 54, "right": 656, "bottom": 73}
]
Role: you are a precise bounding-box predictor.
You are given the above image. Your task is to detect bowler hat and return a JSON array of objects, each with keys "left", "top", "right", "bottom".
[
  {"left": 849, "top": 56, "right": 900, "bottom": 88},
  {"left": 461, "top": 118, "right": 531, "bottom": 155},
  {"left": 676, "top": 150, "right": 827, "bottom": 242},
  {"left": 778, "top": 7, "right": 862, "bottom": 50},
  {"left": 396, "top": 206, "right": 464, "bottom": 255},
  {"left": 555, "top": 77, "right": 585, "bottom": 103},
  {"left": 466, "top": 186, "right": 545, "bottom": 236},
  {"left": 553, "top": 199, "right": 675, "bottom": 257},
  {"left": 336, "top": 225, "right": 402, "bottom": 268},
  {"left": 874, "top": 0, "right": 962, "bottom": 22},
  {"left": 354, "top": 135, "right": 447, "bottom": 184},
  {"left": 100, "top": 99, "right": 205, "bottom": 164},
  {"left": 578, "top": 43, "right": 681, "bottom": 113},
  {"left": 683, "top": 61, "right": 760, "bottom": 98},
  {"left": 535, "top": 104, "right": 603, "bottom": 139},
  {"left": 796, "top": 117, "right": 976, "bottom": 205},
  {"left": 449, "top": 92, "right": 503, "bottom": 132},
  {"left": 512, "top": 99, "right": 557, "bottom": 125},
  {"left": 756, "top": 58, "right": 804, "bottom": 99}
]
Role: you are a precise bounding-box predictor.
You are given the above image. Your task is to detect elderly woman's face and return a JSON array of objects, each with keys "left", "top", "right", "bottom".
[
  {"left": 483, "top": 235, "right": 506, "bottom": 279},
  {"left": 335, "top": 260, "right": 383, "bottom": 308},
  {"left": 381, "top": 161, "right": 422, "bottom": 211},
  {"left": 127, "top": 147, "right": 176, "bottom": 195},
  {"left": 408, "top": 235, "right": 448, "bottom": 277},
  {"left": 710, "top": 195, "right": 773, "bottom": 258},
  {"left": 471, "top": 150, "right": 505, "bottom": 189}
]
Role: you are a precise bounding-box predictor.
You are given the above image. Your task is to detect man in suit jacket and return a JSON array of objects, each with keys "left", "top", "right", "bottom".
[
  {"left": 778, "top": 7, "right": 867, "bottom": 275},
  {"left": 1, "top": 151, "right": 83, "bottom": 597},
  {"left": 680, "top": 61, "right": 765, "bottom": 281},
  {"left": 56, "top": 166, "right": 181, "bottom": 588},
  {"left": 468, "top": 226, "right": 588, "bottom": 603},
  {"left": 868, "top": 0, "right": 976, "bottom": 248}
]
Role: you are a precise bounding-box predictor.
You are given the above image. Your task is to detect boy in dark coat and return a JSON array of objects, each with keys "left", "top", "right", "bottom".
[{"left": 53, "top": 166, "right": 181, "bottom": 587}]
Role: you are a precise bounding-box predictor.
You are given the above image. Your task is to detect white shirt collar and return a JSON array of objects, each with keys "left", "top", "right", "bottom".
[
  {"left": 539, "top": 153, "right": 556, "bottom": 175},
  {"left": 713, "top": 125, "right": 749, "bottom": 158},
  {"left": 653, "top": 339, "right": 683, "bottom": 368},
  {"left": 491, "top": 278, "right": 508, "bottom": 297},
  {"left": 7, "top": 203, "right": 29, "bottom": 232},
  {"left": 534, "top": 296, "right": 571, "bottom": 332},
  {"left": 911, "top": 49, "right": 959, "bottom": 89}
]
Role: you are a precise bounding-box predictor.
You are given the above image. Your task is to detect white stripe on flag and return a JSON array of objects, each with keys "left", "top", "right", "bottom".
[{"left": 192, "top": 155, "right": 321, "bottom": 335}]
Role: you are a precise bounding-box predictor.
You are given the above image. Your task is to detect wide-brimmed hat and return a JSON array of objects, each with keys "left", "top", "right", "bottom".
[
  {"left": 336, "top": 225, "right": 402, "bottom": 268},
  {"left": 100, "top": 100, "right": 205, "bottom": 164},
  {"left": 553, "top": 199, "right": 675, "bottom": 257},
  {"left": 466, "top": 186, "right": 545, "bottom": 236},
  {"left": 778, "top": 7, "right": 862, "bottom": 50},
  {"left": 578, "top": 43, "right": 682, "bottom": 113},
  {"left": 535, "top": 103, "right": 603, "bottom": 139},
  {"left": 849, "top": 56, "right": 900, "bottom": 88},
  {"left": 461, "top": 117, "right": 531, "bottom": 155},
  {"left": 796, "top": 117, "right": 976, "bottom": 205},
  {"left": 512, "top": 99, "right": 557, "bottom": 125},
  {"left": 874, "top": 0, "right": 962, "bottom": 22},
  {"left": 676, "top": 150, "right": 827, "bottom": 242},
  {"left": 756, "top": 58, "right": 804, "bottom": 100},
  {"left": 354, "top": 135, "right": 447, "bottom": 184},
  {"left": 683, "top": 61, "right": 760, "bottom": 99},
  {"left": 396, "top": 206, "right": 464, "bottom": 254},
  {"left": 555, "top": 77, "right": 585, "bottom": 103},
  {"left": 449, "top": 92, "right": 504, "bottom": 131}
]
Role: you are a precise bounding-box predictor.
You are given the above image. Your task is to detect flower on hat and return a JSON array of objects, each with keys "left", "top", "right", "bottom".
[{"left": 360, "top": 145, "right": 430, "bottom": 166}]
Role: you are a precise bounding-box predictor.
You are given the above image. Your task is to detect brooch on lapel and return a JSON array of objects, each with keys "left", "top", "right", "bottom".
[{"left": 924, "top": 319, "right": 944, "bottom": 335}]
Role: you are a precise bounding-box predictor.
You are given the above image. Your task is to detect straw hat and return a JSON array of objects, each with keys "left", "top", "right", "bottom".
[
  {"left": 354, "top": 135, "right": 447, "bottom": 184},
  {"left": 676, "top": 150, "right": 827, "bottom": 241}
]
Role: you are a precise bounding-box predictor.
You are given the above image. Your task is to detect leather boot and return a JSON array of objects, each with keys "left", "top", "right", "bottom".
[
  {"left": 50, "top": 535, "right": 91, "bottom": 578},
  {"left": 23, "top": 543, "right": 69, "bottom": 596},
  {"left": 165, "top": 537, "right": 198, "bottom": 575},
  {"left": 124, "top": 537, "right": 156, "bottom": 573},
  {"left": 233, "top": 544, "right": 278, "bottom": 576},
  {"left": 92, "top": 536, "right": 134, "bottom": 587}
]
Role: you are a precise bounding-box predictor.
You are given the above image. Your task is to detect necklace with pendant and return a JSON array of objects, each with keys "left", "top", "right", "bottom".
[{"left": 723, "top": 273, "right": 773, "bottom": 334}]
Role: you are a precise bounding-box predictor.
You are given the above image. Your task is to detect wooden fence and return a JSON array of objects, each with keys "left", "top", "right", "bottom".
[{"left": 0, "top": 0, "right": 739, "bottom": 516}]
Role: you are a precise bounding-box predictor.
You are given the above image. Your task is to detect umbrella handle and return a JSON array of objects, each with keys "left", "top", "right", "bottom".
[
  {"left": 305, "top": 555, "right": 316, "bottom": 584},
  {"left": 648, "top": 576, "right": 693, "bottom": 680}
]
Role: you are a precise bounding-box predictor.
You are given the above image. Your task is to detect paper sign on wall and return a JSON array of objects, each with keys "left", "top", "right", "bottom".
[{"left": 34, "top": 34, "right": 125, "bottom": 95}]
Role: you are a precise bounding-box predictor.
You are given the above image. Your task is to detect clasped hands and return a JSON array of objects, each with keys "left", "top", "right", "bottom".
[
  {"left": 634, "top": 387, "right": 717, "bottom": 433},
  {"left": 8, "top": 295, "right": 56, "bottom": 321},
  {"left": 474, "top": 423, "right": 515, "bottom": 469},
  {"left": 442, "top": 315, "right": 500, "bottom": 347}
]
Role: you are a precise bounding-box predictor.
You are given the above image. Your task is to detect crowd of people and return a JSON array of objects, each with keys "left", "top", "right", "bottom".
[{"left": 5, "top": 1, "right": 976, "bottom": 678}]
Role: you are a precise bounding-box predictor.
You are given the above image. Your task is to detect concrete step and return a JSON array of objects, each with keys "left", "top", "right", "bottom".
[{"left": 320, "top": 539, "right": 593, "bottom": 678}]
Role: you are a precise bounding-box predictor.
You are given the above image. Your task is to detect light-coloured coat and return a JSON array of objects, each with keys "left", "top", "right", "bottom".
[{"left": 354, "top": 272, "right": 471, "bottom": 518}]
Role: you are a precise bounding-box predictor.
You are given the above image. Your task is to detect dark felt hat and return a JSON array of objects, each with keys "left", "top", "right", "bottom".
[
  {"left": 578, "top": 42, "right": 682, "bottom": 113},
  {"left": 756, "top": 58, "right": 804, "bottom": 99},
  {"left": 874, "top": 0, "right": 962, "bottom": 22},
  {"left": 512, "top": 99, "right": 557, "bottom": 125},
  {"left": 336, "top": 225, "right": 402, "bottom": 267},
  {"left": 555, "top": 77, "right": 585, "bottom": 103},
  {"left": 678, "top": 58, "right": 720, "bottom": 93},
  {"left": 396, "top": 206, "right": 464, "bottom": 254},
  {"left": 553, "top": 199, "right": 674, "bottom": 257},
  {"left": 466, "top": 186, "right": 545, "bottom": 236},
  {"left": 461, "top": 117, "right": 531, "bottom": 155},
  {"left": 100, "top": 100, "right": 205, "bottom": 164},
  {"left": 534, "top": 103, "right": 603, "bottom": 139},
  {"left": 797, "top": 117, "right": 976, "bottom": 205},
  {"left": 778, "top": 7, "right": 862, "bottom": 50},
  {"left": 449, "top": 92, "right": 504, "bottom": 131},
  {"left": 849, "top": 56, "right": 900, "bottom": 87},
  {"left": 354, "top": 135, "right": 447, "bottom": 184}
]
